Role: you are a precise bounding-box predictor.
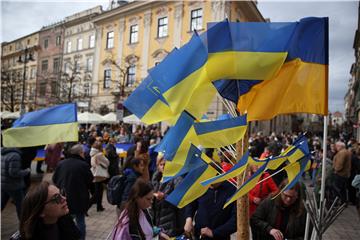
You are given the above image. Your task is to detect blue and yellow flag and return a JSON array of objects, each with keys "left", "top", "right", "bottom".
[
  {"left": 162, "top": 144, "right": 204, "bottom": 183},
  {"left": 194, "top": 114, "right": 247, "bottom": 148},
  {"left": 237, "top": 17, "right": 328, "bottom": 120},
  {"left": 165, "top": 160, "right": 218, "bottom": 208},
  {"left": 2, "top": 103, "right": 78, "bottom": 147}
]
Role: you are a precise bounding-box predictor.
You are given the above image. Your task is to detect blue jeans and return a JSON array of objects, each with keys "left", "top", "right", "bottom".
[
  {"left": 72, "top": 213, "right": 86, "bottom": 239},
  {"left": 1, "top": 188, "right": 24, "bottom": 220}
]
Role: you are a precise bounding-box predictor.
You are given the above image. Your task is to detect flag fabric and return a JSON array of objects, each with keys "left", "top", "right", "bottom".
[
  {"left": 2, "top": 103, "right": 78, "bottom": 147},
  {"left": 165, "top": 160, "right": 218, "bottom": 208},
  {"left": 237, "top": 17, "right": 328, "bottom": 120},
  {"left": 273, "top": 155, "right": 311, "bottom": 198},
  {"left": 162, "top": 144, "right": 204, "bottom": 183},
  {"left": 194, "top": 114, "right": 247, "bottom": 148}
]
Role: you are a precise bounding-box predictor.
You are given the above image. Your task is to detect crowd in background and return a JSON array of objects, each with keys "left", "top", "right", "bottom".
[{"left": 2, "top": 122, "right": 360, "bottom": 239}]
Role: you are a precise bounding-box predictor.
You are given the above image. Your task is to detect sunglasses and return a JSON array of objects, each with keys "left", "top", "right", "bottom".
[{"left": 45, "top": 189, "right": 66, "bottom": 205}]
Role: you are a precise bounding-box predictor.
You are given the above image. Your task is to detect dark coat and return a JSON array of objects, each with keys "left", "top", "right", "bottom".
[
  {"left": 250, "top": 197, "right": 306, "bottom": 240},
  {"left": 151, "top": 171, "right": 184, "bottom": 237},
  {"left": 1, "top": 148, "right": 30, "bottom": 191},
  {"left": 120, "top": 168, "right": 142, "bottom": 204},
  {"left": 105, "top": 143, "right": 120, "bottom": 178},
  {"left": 26, "top": 214, "right": 81, "bottom": 240},
  {"left": 184, "top": 182, "right": 237, "bottom": 240},
  {"left": 52, "top": 154, "right": 93, "bottom": 214}
]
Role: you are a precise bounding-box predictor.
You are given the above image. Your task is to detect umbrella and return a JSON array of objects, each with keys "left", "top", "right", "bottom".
[
  {"left": 102, "top": 112, "right": 118, "bottom": 124},
  {"left": 78, "top": 112, "right": 104, "bottom": 124},
  {"left": 123, "top": 114, "right": 142, "bottom": 124},
  {"left": 1, "top": 111, "right": 20, "bottom": 119}
]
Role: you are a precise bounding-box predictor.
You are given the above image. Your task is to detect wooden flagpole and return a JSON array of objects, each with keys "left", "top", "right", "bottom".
[{"left": 236, "top": 131, "right": 250, "bottom": 240}]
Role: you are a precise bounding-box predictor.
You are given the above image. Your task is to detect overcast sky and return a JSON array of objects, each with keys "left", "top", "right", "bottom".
[{"left": 1, "top": 0, "right": 358, "bottom": 113}]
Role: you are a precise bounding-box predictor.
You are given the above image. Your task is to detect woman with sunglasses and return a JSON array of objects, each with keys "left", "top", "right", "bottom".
[{"left": 19, "top": 181, "right": 81, "bottom": 240}]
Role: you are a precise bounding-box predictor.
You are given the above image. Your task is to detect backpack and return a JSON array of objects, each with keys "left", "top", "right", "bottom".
[{"left": 107, "top": 175, "right": 127, "bottom": 205}]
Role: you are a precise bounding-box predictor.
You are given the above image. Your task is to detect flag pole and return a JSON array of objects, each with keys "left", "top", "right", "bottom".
[
  {"left": 320, "top": 115, "right": 328, "bottom": 203},
  {"left": 237, "top": 131, "right": 250, "bottom": 240}
]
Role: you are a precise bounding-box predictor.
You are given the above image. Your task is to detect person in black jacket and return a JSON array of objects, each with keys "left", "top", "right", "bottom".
[
  {"left": 151, "top": 157, "right": 185, "bottom": 237},
  {"left": 183, "top": 181, "right": 237, "bottom": 240},
  {"left": 105, "top": 137, "right": 120, "bottom": 178},
  {"left": 52, "top": 144, "right": 93, "bottom": 240},
  {"left": 250, "top": 180, "right": 306, "bottom": 240},
  {"left": 19, "top": 181, "right": 81, "bottom": 240},
  {"left": 1, "top": 148, "right": 33, "bottom": 219}
]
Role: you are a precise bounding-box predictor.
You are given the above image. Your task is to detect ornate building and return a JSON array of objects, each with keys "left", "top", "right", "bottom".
[{"left": 1, "top": 32, "right": 40, "bottom": 112}]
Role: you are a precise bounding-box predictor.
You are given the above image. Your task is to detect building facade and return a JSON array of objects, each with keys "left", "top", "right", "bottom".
[
  {"left": 36, "top": 22, "right": 65, "bottom": 107},
  {"left": 1, "top": 32, "right": 40, "bottom": 112},
  {"left": 91, "top": 0, "right": 265, "bottom": 118},
  {"left": 61, "top": 6, "right": 103, "bottom": 111}
]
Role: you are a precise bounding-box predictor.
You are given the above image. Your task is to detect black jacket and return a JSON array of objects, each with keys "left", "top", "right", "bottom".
[
  {"left": 250, "top": 197, "right": 306, "bottom": 240},
  {"left": 151, "top": 171, "right": 184, "bottom": 237},
  {"left": 52, "top": 154, "right": 93, "bottom": 214},
  {"left": 184, "top": 182, "right": 237, "bottom": 240},
  {"left": 26, "top": 214, "right": 81, "bottom": 240},
  {"left": 1, "top": 148, "right": 30, "bottom": 191},
  {"left": 120, "top": 168, "right": 142, "bottom": 204},
  {"left": 105, "top": 143, "right": 120, "bottom": 178}
]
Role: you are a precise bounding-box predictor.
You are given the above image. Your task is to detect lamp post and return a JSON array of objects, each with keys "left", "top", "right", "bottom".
[{"left": 17, "top": 47, "right": 35, "bottom": 115}]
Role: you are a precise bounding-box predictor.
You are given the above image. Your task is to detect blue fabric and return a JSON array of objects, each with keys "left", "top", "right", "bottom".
[
  {"left": 12, "top": 103, "right": 77, "bottom": 127},
  {"left": 72, "top": 213, "right": 86, "bottom": 240}
]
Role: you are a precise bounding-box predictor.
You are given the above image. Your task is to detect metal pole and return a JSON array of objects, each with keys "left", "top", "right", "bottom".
[
  {"left": 20, "top": 48, "right": 28, "bottom": 116},
  {"left": 320, "top": 116, "right": 328, "bottom": 202}
]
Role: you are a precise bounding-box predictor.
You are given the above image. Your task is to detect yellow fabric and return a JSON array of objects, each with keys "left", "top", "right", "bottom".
[
  {"left": 178, "top": 165, "right": 218, "bottom": 208},
  {"left": 206, "top": 51, "right": 287, "bottom": 80},
  {"left": 223, "top": 167, "right": 265, "bottom": 208},
  {"left": 237, "top": 59, "right": 328, "bottom": 121},
  {"left": 3, "top": 122, "right": 78, "bottom": 147},
  {"left": 142, "top": 100, "right": 174, "bottom": 125},
  {"left": 162, "top": 127, "right": 199, "bottom": 178},
  {"left": 196, "top": 124, "right": 247, "bottom": 148}
]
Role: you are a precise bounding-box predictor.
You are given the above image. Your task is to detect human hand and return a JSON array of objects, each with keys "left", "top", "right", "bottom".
[
  {"left": 155, "top": 191, "right": 165, "bottom": 200},
  {"left": 253, "top": 197, "right": 261, "bottom": 205},
  {"left": 200, "top": 227, "right": 213, "bottom": 238},
  {"left": 269, "top": 228, "right": 284, "bottom": 240},
  {"left": 184, "top": 217, "right": 193, "bottom": 235}
]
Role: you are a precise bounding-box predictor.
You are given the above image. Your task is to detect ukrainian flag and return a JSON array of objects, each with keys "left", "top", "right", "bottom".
[
  {"left": 2, "top": 103, "right": 78, "bottom": 147},
  {"left": 165, "top": 160, "right": 218, "bottom": 208},
  {"left": 237, "top": 17, "right": 328, "bottom": 120},
  {"left": 194, "top": 114, "right": 247, "bottom": 148}
]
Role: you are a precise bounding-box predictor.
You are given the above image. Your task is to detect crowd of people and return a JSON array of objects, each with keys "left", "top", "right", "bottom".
[{"left": 2, "top": 123, "right": 360, "bottom": 240}]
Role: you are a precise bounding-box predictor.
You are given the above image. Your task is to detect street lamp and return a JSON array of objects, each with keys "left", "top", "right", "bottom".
[{"left": 17, "top": 47, "right": 35, "bottom": 115}]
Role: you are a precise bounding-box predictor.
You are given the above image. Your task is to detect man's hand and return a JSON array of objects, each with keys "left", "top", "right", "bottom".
[
  {"left": 253, "top": 197, "right": 261, "bottom": 205},
  {"left": 184, "top": 217, "right": 193, "bottom": 236},
  {"left": 269, "top": 228, "right": 284, "bottom": 240},
  {"left": 200, "top": 227, "right": 213, "bottom": 238},
  {"left": 154, "top": 191, "right": 165, "bottom": 200}
]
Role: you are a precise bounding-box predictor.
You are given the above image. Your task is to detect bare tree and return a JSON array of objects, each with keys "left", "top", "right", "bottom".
[{"left": 1, "top": 68, "right": 22, "bottom": 112}]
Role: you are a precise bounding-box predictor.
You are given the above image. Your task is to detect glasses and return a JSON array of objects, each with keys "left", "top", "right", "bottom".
[{"left": 45, "top": 189, "right": 66, "bottom": 205}]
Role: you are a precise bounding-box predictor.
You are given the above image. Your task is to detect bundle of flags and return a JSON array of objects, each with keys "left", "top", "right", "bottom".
[
  {"left": 123, "top": 16, "right": 327, "bottom": 208},
  {"left": 2, "top": 103, "right": 78, "bottom": 147}
]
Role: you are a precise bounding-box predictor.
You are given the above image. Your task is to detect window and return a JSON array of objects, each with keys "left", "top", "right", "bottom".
[
  {"left": 77, "top": 38, "right": 83, "bottom": 50},
  {"left": 129, "top": 25, "right": 138, "bottom": 44},
  {"left": 44, "top": 39, "right": 49, "bottom": 49},
  {"left": 51, "top": 81, "right": 58, "bottom": 96},
  {"left": 53, "top": 58, "right": 60, "bottom": 73},
  {"left": 9, "top": 45, "right": 12, "bottom": 51},
  {"left": 30, "top": 68, "right": 36, "bottom": 79},
  {"left": 27, "top": 39, "right": 31, "bottom": 45},
  {"left": 89, "top": 35, "right": 95, "bottom": 48},
  {"left": 64, "top": 62, "right": 69, "bottom": 74},
  {"left": 106, "top": 31, "right": 114, "bottom": 49},
  {"left": 56, "top": 35, "right": 61, "bottom": 46},
  {"left": 74, "top": 61, "right": 80, "bottom": 73},
  {"left": 84, "top": 83, "right": 90, "bottom": 97},
  {"left": 104, "top": 69, "right": 111, "bottom": 88},
  {"left": 157, "top": 17, "right": 168, "bottom": 38},
  {"left": 86, "top": 57, "right": 93, "bottom": 72},
  {"left": 127, "top": 65, "right": 136, "bottom": 86},
  {"left": 67, "top": 41, "right": 72, "bottom": 53},
  {"left": 190, "top": 8, "right": 203, "bottom": 31},
  {"left": 41, "top": 60, "right": 48, "bottom": 72},
  {"left": 29, "top": 84, "right": 35, "bottom": 100},
  {"left": 39, "top": 82, "right": 47, "bottom": 95}
]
